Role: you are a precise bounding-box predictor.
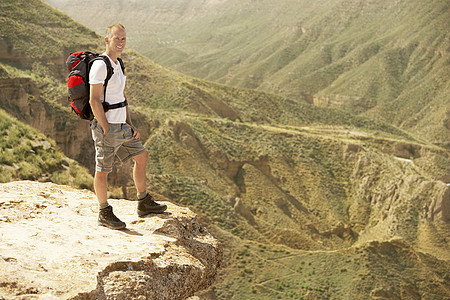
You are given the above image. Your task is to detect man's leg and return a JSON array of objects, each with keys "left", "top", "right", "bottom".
[
  {"left": 94, "top": 171, "right": 109, "bottom": 205},
  {"left": 95, "top": 171, "right": 126, "bottom": 229},
  {"left": 132, "top": 150, "right": 167, "bottom": 216},
  {"left": 91, "top": 122, "right": 126, "bottom": 229},
  {"left": 133, "top": 150, "right": 149, "bottom": 194}
]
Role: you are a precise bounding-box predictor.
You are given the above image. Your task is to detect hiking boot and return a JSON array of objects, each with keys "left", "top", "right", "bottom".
[
  {"left": 98, "top": 205, "right": 126, "bottom": 230},
  {"left": 137, "top": 193, "right": 167, "bottom": 217}
]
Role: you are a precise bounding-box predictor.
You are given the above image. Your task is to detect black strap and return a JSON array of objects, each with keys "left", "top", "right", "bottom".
[
  {"left": 88, "top": 55, "right": 114, "bottom": 107},
  {"left": 102, "top": 100, "right": 128, "bottom": 112},
  {"left": 98, "top": 55, "right": 114, "bottom": 103},
  {"left": 117, "top": 57, "right": 125, "bottom": 75},
  {"left": 96, "top": 55, "right": 127, "bottom": 113}
]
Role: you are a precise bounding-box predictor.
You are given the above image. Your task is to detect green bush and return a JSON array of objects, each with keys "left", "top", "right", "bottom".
[
  {"left": 0, "top": 167, "right": 14, "bottom": 183},
  {"left": 17, "top": 161, "right": 41, "bottom": 180}
]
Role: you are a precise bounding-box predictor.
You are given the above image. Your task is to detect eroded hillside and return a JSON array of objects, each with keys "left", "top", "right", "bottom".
[
  {"left": 143, "top": 115, "right": 450, "bottom": 298},
  {"left": 144, "top": 115, "right": 450, "bottom": 253}
]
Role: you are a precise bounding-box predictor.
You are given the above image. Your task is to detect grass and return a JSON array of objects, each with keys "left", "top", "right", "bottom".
[
  {"left": 210, "top": 235, "right": 450, "bottom": 299},
  {"left": 0, "top": 109, "right": 92, "bottom": 189}
]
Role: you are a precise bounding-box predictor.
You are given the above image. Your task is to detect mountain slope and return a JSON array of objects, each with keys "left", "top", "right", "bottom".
[{"left": 45, "top": 0, "right": 450, "bottom": 143}]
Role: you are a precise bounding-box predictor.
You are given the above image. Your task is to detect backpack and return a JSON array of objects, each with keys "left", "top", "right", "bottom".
[{"left": 66, "top": 51, "right": 127, "bottom": 120}]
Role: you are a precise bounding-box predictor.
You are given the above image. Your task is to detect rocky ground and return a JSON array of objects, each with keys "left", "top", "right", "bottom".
[{"left": 0, "top": 181, "right": 222, "bottom": 299}]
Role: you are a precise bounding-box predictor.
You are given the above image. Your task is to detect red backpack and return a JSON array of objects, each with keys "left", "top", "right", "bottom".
[{"left": 66, "top": 52, "right": 126, "bottom": 120}]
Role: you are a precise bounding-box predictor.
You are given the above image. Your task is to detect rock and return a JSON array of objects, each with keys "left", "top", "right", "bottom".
[
  {"left": 0, "top": 181, "right": 222, "bottom": 299},
  {"left": 424, "top": 184, "right": 450, "bottom": 222},
  {"left": 233, "top": 197, "right": 256, "bottom": 225}
]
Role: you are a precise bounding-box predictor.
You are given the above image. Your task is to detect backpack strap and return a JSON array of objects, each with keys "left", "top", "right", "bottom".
[
  {"left": 91, "top": 55, "right": 128, "bottom": 113},
  {"left": 102, "top": 99, "right": 128, "bottom": 112},
  {"left": 117, "top": 57, "right": 125, "bottom": 75},
  {"left": 98, "top": 55, "right": 114, "bottom": 103},
  {"left": 93, "top": 55, "right": 127, "bottom": 113},
  {"left": 87, "top": 55, "right": 114, "bottom": 105}
]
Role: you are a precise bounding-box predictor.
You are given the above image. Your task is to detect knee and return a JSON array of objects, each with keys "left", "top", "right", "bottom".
[
  {"left": 95, "top": 171, "right": 109, "bottom": 180},
  {"left": 134, "top": 150, "right": 149, "bottom": 165}
]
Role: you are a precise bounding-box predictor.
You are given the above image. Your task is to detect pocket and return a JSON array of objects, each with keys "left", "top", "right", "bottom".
[
  {"left": 94, "top": 122, "right": 110, "bottom": 135},
  {"left": 105, "top": 123, "right": 116, "bottom": 136},
  {"left": 124, "top": 124, "right": 133, "bottom": 138},
  {"left": 96, "top": 124, "right": 105, "bottom": 135},
  {"left": 96, "top": 146, "right": 115, "bottom": 160},
  {"left": 68, "top": 72, "right": 87, "bottom": 100},
  {"left": 91, "top": 121, "right": 107, "bottom": 143}
]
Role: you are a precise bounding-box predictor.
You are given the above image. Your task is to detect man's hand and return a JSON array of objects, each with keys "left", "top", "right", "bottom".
[
  {"left": 101, "top": 123, "right": 110, "bottom": 134},
  {"left": 130, "top": 124, "right": 140, "bottom": 139}
]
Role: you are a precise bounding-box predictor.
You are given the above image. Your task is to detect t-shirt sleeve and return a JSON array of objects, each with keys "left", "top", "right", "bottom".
[{"left": 89, "top": 60, "right": 107, "bottom": 85}]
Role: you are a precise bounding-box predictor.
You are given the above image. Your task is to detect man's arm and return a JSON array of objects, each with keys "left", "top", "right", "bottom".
[{"left": 90, "top": 83, "right": 109, "bottom": 133}]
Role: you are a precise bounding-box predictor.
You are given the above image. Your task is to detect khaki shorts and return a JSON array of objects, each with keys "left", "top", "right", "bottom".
[{"left": 90, "top": 119, "right": 147, "bottom": 173}]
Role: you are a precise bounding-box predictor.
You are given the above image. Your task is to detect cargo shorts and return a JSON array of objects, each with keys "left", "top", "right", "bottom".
[{"left": 90, "top": 119, "right": 147, "bottom": 173}]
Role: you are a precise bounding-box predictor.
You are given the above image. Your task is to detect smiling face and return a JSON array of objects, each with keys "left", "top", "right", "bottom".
[{"left": 105, "top": 26, "right": 126, "bottom": 60}]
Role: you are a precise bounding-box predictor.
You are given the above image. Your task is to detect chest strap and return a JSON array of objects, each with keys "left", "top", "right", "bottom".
[{"left": 102, "top": 99, "right": 128, "bottom": 113}]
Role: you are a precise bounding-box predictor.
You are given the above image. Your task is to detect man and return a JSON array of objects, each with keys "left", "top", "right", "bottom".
[{"left": 89, "top": 24, "right": 166, "bottom": 230}]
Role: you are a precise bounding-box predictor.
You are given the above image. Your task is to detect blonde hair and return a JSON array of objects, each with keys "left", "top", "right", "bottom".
[{"left": 106, "top": 24, "right": 125, "bottom": 39}]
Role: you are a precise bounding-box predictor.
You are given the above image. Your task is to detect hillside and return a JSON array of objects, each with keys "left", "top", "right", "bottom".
[
  {"left": 146, "top": 115, "right": 450, "bottom": 298},
  {"left": 0, "top": 108, "right": 92, "bottom": 189},
  {"left": 1, "top": 1, "right": 450, "bottom": 299},
  {"left": 45, "top": 0, "right": 450, "bottom": 143}
]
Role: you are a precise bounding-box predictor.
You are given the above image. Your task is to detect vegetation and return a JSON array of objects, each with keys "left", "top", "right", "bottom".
[{"left": 0, "top": 109, "right": 92, "bottom": 189}]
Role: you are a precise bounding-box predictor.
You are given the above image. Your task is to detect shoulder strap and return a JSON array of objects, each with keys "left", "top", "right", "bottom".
[
  {"left": 92, "top": 55, "right": 124, "bottom": 104},
  {"left": 117, "top": 57, "right": 125, "bottom": 75},
  {"left": 97, "top": 55, "right": 114, "bottom": 103}
]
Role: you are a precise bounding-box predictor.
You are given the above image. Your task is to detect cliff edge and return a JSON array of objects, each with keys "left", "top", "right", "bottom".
[{"left": 0, "top": 181, "right": 222, "bottom": 299}]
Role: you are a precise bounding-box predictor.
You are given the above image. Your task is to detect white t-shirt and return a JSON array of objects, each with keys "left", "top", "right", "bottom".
[{"left": 89, "top": 53, "right": 127, "bottom": 124}]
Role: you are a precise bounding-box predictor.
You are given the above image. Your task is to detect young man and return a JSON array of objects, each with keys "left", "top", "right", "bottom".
[{"left": 89, "top": 24, "right": 166, "bottom": 230}]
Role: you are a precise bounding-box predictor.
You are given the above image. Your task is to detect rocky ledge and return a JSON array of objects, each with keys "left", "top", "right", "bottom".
[{"left": 0, "top": 181, "right": 222, "bottom": 299}]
